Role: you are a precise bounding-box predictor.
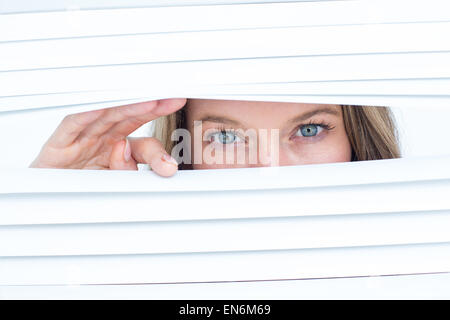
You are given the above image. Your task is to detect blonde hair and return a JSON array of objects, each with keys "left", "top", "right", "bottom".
[
  {"left": 341, "top": 105, "right": 400, "bottom": 160},
  {"left": 153, "top": 102, "right": 401, "bottom": 162}
]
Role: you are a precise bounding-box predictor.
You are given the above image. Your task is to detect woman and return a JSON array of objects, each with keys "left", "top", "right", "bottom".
[{"left": 30, "top": 98, "right": 400, "bottom": 176}]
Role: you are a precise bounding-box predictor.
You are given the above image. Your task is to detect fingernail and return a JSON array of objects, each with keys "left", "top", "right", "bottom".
[
  {"left": 161, "top": 154, "right": 178, "bottom": 166},
  {"left": 124, "top": 139, "right": 131, "bottom": 162}
]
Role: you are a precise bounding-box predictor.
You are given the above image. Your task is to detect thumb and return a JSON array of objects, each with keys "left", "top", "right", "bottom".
[{"left": 109, "top": 139, "right": 138, "bottom": 170}]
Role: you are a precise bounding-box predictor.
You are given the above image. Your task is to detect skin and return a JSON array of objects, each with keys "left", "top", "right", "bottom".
[
  {"left": 186, "top": 99, "right": 352, "bottom": 169},
  {"left": 30, "top": 99, "right": 186, "bottom": 177},
  {"left": 30, "top": 98, "right": 352, "bottom": 176}
]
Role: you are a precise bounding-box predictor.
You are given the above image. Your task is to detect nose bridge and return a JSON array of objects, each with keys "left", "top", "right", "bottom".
[{"left": 254, "top": 128, "right": 280, "bottom": 167}]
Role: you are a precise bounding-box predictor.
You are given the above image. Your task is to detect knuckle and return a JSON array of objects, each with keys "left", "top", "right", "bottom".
[
  {"left": 62, "top": 114, "right": 74, "bottom": 122},
  {"left": 138, "top": 138, "right": 165, "bottom": 162},
  {"left": 63, "top": 113, "right": 83, "bottom": 127},
  {"left": 97, "top": 113, "right": 115, "bottom": 127}
]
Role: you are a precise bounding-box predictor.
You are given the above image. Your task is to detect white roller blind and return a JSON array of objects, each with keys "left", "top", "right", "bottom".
[{"left": 1, "top": 0, "right": 450, "bottom": 297}]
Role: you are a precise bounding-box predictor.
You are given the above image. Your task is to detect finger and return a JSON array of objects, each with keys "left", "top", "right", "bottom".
[
  {"left": 47, "top": 108, "right": 104, "bottom": 148},
  {"left": 109, "top": 139, "right": 139, "bottom": 170},
  {"left": 151, "top": 98, "right": 187, "bottom": 117},
  {"left": 81, "top": 98, "right": 186, "bottom": 140},
  {"left": 107, "top": 98, "right": 186, "bottom": 139},
  {"left": 128, "top": 137, "right": 179, "bottom": 177}
]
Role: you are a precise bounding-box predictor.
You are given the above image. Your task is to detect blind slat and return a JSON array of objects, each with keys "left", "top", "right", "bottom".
[
  {"left": 1, "top": 242, "right": 449, "bottom": 285},
  {"left": 2, "top": 272, "right": 450, "bottom": 299},
  {"left": 2, "top": 52, "right": 450, "bottom": 112},
  {"left": 2, "top": 211, "right": 450, "bottom": 257},
  {"left": 2, "top": 0, "right": 448, "bottom": 42},
  {"left": 1, "top": 155, "right": 449, "bottom": 195},
  {"left": 3, "top": 79, "right": 450, "bottom": 112},
  {"left": 1, "top": 156, "right": 449, "bottom": 226},
  {"left": 3, "top": 22, "right": 449, "bottom": 72}
]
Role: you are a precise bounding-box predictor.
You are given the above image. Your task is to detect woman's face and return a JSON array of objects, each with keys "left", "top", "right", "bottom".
[{"left": 185, "top": 99, "right": 352, "bottom": 169}]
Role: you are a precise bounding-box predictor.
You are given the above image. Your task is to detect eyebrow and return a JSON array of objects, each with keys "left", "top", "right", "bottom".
[
  {"left": 196, "top": 115, "right": 243, "bottom": 127},
  {"left": 287, "top": 107, "right": 340, "bottom": 124},
  {"left": 195, "top": 106, "right": 340, "bottom": 127}
]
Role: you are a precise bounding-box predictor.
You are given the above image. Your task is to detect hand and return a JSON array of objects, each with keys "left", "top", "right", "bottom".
[{"left": 30, "top": 98, "right": 186, "bottom": 177}]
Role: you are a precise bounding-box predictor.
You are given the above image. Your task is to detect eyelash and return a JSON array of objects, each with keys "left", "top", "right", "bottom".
[
  {"left": 293, "top": 120, "right": 335, "bottom": 137},
  {"left": 290, "top": 120, "right": 335, "bottom": 142},
  {"left": 207, "top": 125, "right": 245, "bottom": 143}
]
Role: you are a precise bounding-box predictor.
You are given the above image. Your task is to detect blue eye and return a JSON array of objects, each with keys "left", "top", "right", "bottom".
[
  {"left": 211, "top": 130, "right": 241, "bottom": 144},
  {"left": 297, "top": 124, "right": 322, "bottom": 137},
  {"left": 219, "top": 131, "right": 236, "bottom": 144}
]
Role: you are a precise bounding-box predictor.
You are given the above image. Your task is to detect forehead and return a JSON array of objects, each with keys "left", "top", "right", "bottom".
[{"left": 185, "top": 99, "right": 342, "bottom": 126}]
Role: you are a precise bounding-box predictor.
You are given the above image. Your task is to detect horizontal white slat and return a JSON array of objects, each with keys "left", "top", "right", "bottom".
[
  {"left": 1, "top": 157, "right": 449, "bottom": 226},
  {"left": 1, "top": 210, "right": 450, "bottom": 257},
  {"left": 200, "top": 95, "right": 450, "bottom": 109},
  {"left": 3, "top": 22, "right": 449, "bottom": 72},
  {"left": 1, "top": 155, "right": 449, "bottom": 194},
  {"left": 1, "top": 179, "right": 449, "bottom": 226},
  {"left": 3, "top": 79, "right": 450, "bottom": 112},
  {"left": 2, "top": 52, "right": 450, "bottom": 108},
  {"left": 2, "top": 272, "right": 450, "bottom": 299},
  {"left": 0, "top": 0, "right": 308, "bottom": 14},
  {"left": 2, "top": 0, "right": 448, "bottom": 42},
  {"left": 206, "top": 79, "right": 450, "bottom": 96},
  {"left": 1, "top": 242, "right": 449, "bottom": 285},
  {"left": 4, "top": 94, "right": 450, "bottom": 115}
]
